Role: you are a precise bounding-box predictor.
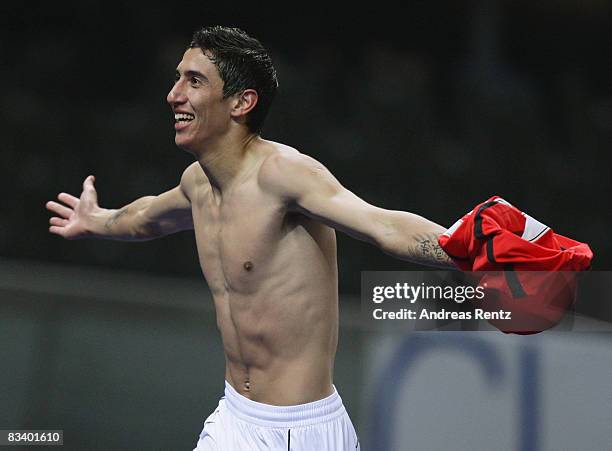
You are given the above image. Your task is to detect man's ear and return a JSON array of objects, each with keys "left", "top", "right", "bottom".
[{"left": 230, "top": 89, "right": 258, "bottom": 120}]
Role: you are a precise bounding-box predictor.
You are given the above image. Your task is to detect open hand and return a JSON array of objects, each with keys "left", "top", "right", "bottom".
[{"left": 46, "top": 175, "right": 100, "bottom": 239}]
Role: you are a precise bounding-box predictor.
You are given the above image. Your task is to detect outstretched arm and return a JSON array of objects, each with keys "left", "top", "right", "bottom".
[
  {"left": 46, "top": 165, "right": 195, "bottom": 241},
  {"left": 260, "top": 152, "right": 454, "bottom": 268}
]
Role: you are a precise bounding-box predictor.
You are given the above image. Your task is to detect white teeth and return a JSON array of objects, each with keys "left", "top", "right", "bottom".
[{"left": 174, "top": 113, "right": 195, "bottom": 122}]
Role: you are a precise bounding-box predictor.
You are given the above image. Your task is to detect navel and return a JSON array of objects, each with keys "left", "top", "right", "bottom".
[
  {"left": 244, "top": 380, "right": 251, "bottom": 391},
  {"left": 243, "top": 261, "right": 254, "bottom": 271}
]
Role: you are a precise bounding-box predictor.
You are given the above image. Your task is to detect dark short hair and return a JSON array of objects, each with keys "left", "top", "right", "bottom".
[{"left": 189, "top": 26, "right": 278, "bottom": 134}]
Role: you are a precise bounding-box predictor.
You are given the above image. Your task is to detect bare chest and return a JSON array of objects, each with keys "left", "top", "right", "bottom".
[{"left": 190, "top": 185, "right": 285, "bottom": 294}]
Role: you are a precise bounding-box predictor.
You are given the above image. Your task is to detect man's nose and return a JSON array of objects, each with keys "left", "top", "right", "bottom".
[{"left": 167, "top": 83, "right": 186, "bottom": 105}]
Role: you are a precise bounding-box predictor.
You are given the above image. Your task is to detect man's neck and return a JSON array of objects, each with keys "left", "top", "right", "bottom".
[{"left": 195, "top": 132, "right": 260, "bottom": 194}]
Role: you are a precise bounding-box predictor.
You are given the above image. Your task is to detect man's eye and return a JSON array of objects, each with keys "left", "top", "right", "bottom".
[{"left": 191, "top": 77, "right": 200, "bottom": 85}]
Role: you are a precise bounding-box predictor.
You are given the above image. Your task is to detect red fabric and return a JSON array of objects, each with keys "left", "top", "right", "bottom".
[{"left": 438, "top": 196, "right": 593, "bottom": 334}]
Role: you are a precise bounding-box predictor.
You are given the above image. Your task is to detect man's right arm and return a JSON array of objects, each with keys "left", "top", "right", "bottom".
[{"left": 46, "top": 164, "right": 196, "bottom": 241}]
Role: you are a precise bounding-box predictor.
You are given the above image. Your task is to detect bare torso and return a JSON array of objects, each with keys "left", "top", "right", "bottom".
[{"left": 185, "top": 141, "right": 338, "bottom": 405}]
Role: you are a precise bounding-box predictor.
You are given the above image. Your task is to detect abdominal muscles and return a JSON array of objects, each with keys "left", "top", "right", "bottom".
[{"left": 205, "top": 218, "right": 339, "bottom": 404}]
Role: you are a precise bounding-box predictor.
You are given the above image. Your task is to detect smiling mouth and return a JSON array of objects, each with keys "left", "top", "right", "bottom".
[{"left": 174, "top": 113, "right": 195, "bottom": 123}]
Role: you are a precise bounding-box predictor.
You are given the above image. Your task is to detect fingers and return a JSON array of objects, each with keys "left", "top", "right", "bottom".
[
  {"left": 46, "top": 201, "right": 73, "bottom": 219},
  {"left": 49, "top": 217, "right": 68, "bottom": 227},
  {"left": 57, "top": 192, "right": 79, "bottom": 208},
  {"left": 82, "top": 175, "right": 99, "bottom": 205},
  {"left": 48, "top": 225, "right": 66, "bottom": 237},
  {"left": 48, "top": 218, "right": 71, "bottom": 238},
  {"left": 83, "top": 175, "right": 96, "bottom": 191}
]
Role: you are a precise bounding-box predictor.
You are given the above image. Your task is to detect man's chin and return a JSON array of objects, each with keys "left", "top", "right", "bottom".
[{"left": 174, "top": 137, "right": 196, "bottom": 154}]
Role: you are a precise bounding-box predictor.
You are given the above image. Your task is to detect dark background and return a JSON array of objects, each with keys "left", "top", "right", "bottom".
[
  {"left": 1, "top": 3, "right": 611, "bottom": 451},
  {"left": 2, "top": 0, "right": 610, "bottom": 293}
]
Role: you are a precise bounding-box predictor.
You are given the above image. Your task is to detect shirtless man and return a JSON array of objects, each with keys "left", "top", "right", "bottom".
[{"left": 46, "top": 26, "right": 452, "bottom": 450}]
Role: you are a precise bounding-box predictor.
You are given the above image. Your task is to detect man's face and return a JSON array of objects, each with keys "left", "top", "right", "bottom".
[{"left": 167, "top": 48, "right": 234, "bottom": 152}]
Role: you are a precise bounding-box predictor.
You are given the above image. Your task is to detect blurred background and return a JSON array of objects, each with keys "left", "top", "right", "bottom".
[{"left": 1, "top": 1, "right": 611, "bottom": 450}]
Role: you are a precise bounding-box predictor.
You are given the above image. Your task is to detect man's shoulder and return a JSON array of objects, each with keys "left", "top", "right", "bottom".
[
  {"left": 259, "top": 143, "right": 299, "bottom": 174},
  {"left": 180, "top": 162, "right": 208, "bottom": 199},
  {"left": 258, "top": 142, "right": 323, "bottom": 187},
  {"left": 257, "top": 142, "right": 317, "bottom": 197}
]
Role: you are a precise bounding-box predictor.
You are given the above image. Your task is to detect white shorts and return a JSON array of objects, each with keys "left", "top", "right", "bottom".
[{"left": 193, "top": 381, "right": 360, "bottom": 451}]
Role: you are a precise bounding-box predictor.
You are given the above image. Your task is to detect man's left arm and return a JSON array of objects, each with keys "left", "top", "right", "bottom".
[{"left": 260, "top": 152, "right": 455, "bottom": 268}]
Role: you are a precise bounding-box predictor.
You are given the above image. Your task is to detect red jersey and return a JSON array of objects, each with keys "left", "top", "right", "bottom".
[{"left": 438, "top": 196, "right": 593, "bottom": 334}]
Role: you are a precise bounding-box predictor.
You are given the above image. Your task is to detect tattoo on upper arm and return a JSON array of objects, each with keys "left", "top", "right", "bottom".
[
  {"left": 105, "top": 207, "right": 129, "bottom": 229},
  {"left": 412, "top": 233, "right": 454, "bottom": 268}
]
